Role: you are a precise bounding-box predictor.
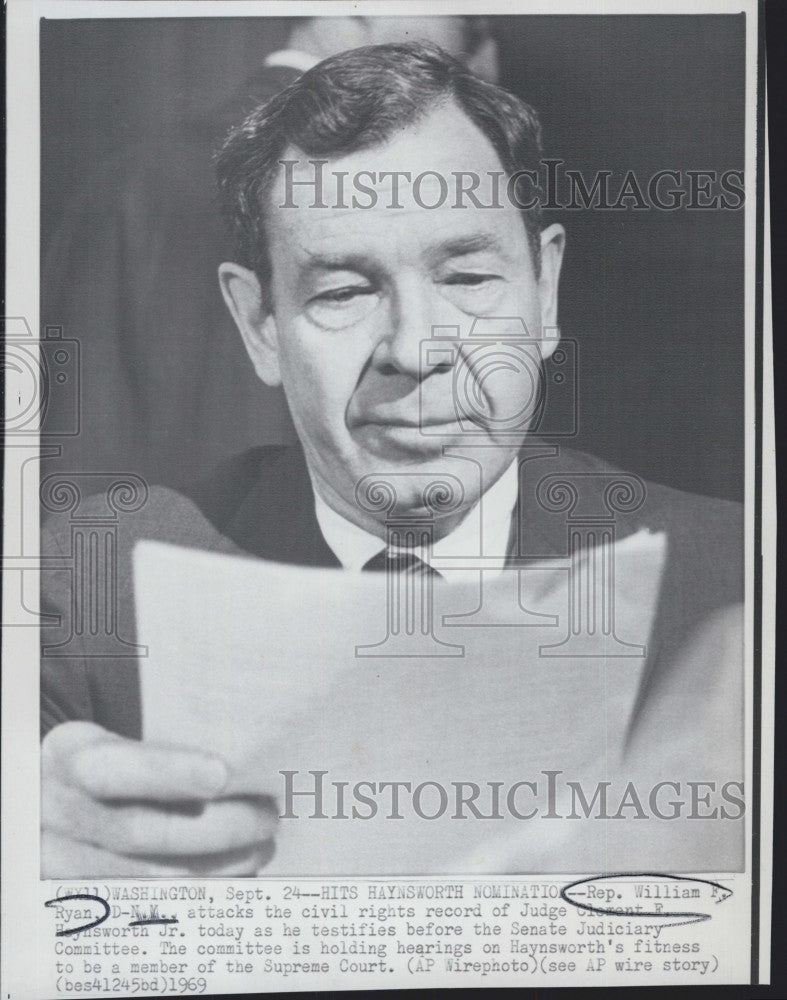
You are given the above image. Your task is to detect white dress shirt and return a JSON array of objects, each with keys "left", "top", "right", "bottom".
[{"left": 313, "top": 460, "right": 520, "bottom": 583}]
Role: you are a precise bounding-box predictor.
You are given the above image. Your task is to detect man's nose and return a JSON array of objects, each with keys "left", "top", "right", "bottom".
[{"left": 372, "top": 278, "right": 449, "bottom": 379}]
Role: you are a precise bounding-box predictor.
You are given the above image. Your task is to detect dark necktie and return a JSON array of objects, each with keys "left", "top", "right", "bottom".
[{"left": 362, "top": 548, "right": 443, "bottom": 580}]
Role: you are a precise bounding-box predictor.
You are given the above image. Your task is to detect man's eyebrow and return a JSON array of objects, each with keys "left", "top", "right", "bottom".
[
  {"left": 428, "top": 233, "right": 511, "bottom": 263},
  {"left": 294, "top": 234, "right": 511, "bottom": 274},
  {"left": 296, "top": 250, "right": 374, "bottom": 274}
]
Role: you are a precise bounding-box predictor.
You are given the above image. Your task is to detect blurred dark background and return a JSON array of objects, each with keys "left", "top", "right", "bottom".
[{"left": 40, "top": 14, "right": 745, "bottom": 500}]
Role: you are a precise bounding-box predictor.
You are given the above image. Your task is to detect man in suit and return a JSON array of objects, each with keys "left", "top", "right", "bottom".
[{"left": 41, "top": 43, "right": 743, "bottom": 876}]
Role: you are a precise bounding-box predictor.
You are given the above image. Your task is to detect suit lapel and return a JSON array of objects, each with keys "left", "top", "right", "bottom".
[
  {"left": 507, "top": 442, "right": 569, "bottom": 563},
  {"left": 224, "top": 446, "right": 341, "bottom": 568}
]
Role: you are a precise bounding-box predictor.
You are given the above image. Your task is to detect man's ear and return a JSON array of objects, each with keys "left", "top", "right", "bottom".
[
  {"left": 536, "top": 223, "right": 566, "bottom": 361},
  {"left": 218, "top": 262, "right": 282, "bottom": 386}
]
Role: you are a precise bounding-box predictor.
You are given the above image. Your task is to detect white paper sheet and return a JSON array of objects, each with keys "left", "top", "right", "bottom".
[{"left": 134, "top": 531, "right": 679, "bottom": 874}]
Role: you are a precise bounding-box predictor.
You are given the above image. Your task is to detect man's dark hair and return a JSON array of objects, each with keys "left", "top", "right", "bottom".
[{"left": 216, "top": 42, "right": 544, "bottom": 305}]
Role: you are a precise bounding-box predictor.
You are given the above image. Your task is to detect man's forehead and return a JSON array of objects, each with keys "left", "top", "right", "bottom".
[
  {"left": 267, "top": 101, "right": 510, "bottom": 210},
  {"left": 269, "top": 194, "right": 528, "bottom": 275}
]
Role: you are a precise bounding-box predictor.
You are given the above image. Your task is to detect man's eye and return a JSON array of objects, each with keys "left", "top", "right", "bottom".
[
  {"left": 312, "top": 286, "right": 372, "bottom": 304},
  {"left": 439, "top": 273, "right": 506, "bottom": 316},
  {"left": 305, "top": 285, "right": 378, "bottom": 329},
  {"left": 442, "top": 273, "right": 499, "bottom": 288}
]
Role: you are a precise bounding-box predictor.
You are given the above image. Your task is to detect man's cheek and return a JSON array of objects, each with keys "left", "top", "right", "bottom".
[
  {"left": 280, "top": 360, "right": 350, "bottom": 437},
  {"left": 278, "top": 342, "right": 329, "bottom": 398}
]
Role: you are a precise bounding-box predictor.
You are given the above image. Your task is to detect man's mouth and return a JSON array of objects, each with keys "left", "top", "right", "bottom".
[
  {"left": 353, "top": 408, "right": 459, "bottom": 431},
  {"left": 363, "top": 417, "right": 457, "bottom": 429},
  {"left": 350, "top": 412, "right": 462, "bottom": 457}
]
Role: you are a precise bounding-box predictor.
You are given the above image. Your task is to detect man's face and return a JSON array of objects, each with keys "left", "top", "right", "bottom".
[{"left": 222, "top": 102, "right": 564, "bottom": 535}]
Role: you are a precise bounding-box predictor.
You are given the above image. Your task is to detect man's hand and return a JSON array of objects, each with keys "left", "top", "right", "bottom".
[{"left": 42, "top": 721, "right": 277, "bottom": 877}]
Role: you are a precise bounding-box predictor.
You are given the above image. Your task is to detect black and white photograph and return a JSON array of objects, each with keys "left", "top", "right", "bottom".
[{"left": 2, "top": 0, "right": 772, "bottom": 994}]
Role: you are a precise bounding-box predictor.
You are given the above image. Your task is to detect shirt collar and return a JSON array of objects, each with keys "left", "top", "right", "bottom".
[{"left": 313, "top": 460, "right": 520, "bottom": 579}]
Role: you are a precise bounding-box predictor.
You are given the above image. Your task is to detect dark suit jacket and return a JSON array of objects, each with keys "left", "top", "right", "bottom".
[{"left": 41, "top": 443, "right": 743, "bottom": 746}]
